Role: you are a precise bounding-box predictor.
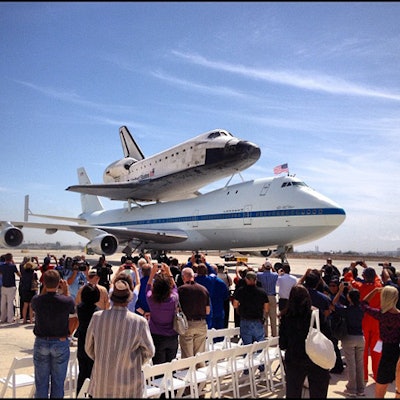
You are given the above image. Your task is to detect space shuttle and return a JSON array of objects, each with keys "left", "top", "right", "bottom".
[{"left": 66, "top": 126, "right": 261, "bottom": 202}]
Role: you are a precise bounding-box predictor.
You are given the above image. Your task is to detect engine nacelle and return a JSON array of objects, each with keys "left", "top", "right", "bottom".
[
  {"left": 86, "top": 234, "right": 118, "bottom": 256},
  {"left": 0, "top": 226, "right": 24, "bottom": 248},
  {"left": 239, "top": 250, "right": 272, "bottom": 258}
]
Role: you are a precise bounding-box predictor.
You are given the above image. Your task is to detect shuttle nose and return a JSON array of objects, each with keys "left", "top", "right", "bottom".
[{"left": 226, "top": 140, "right": 261, "bottom": 161}]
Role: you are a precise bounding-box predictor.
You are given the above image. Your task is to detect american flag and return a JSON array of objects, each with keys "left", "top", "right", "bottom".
[{"left": 273, "top": 163, "right": 289, "bottom": 175}]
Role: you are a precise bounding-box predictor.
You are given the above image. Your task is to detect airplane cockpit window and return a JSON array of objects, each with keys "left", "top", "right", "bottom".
[
  {"left": 208, "top": 131, "right": 222, "bottom": 139},
  {"left": 207, "top": 130, "right": 233, "bottom": 139},
  {"left": 281, "top": 181, "right": 307, "bottom": 188}
]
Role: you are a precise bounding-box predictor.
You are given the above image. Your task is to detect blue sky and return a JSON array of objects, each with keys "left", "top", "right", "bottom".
[{"left": 1, "top": 2, "right": 400, "bottom": 253}]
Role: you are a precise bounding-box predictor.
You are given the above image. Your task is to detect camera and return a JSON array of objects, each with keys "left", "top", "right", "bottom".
[
  {"left": 124, "top": 265, "right": 131, "bottom": 270},
  {"left": 194, "top": 251, "right": 201, "bottom": 263},
  {"left": 378, "top": 262, "right": 392, "bottom": 267},
  {"left": 356, "top": 261, "right": 363, "bottom": 266},
  {"left": 343, "top": 282, "right": 349, "bottom": 287},
  {"left": 78, "top": 264, "right": 87, "bottom": 271}
]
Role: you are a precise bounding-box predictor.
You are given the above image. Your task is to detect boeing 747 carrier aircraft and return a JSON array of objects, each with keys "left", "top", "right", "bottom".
[{"left": 0, "top": 168, "right": 346, "bottom": 261}]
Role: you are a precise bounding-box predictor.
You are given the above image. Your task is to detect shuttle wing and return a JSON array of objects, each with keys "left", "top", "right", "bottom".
[{"left": 66, "top": 172, "right": 203, "bottom": 202}]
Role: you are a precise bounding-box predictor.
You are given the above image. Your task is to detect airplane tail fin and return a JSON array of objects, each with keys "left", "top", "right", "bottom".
[
  {"left": 77, "top": 167, "right": 104, "bottom": 214},
  {"left": 24, "top": 195, "right": 31, "bottom": 221},
  {"left": 119, "top": 126, "right": 145, "bottom": 160}
]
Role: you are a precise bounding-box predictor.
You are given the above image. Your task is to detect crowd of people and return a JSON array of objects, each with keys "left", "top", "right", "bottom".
[
  {"left": 281, "top": 258, "right": 400, "bottom": 398},
  {"left": 1, "top": 252, "right": 400, "bottom": 398}
]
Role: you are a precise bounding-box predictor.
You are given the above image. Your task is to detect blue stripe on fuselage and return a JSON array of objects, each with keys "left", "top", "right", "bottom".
[{"left": 101, "top": 207, "right": 346, "bottom": 227}]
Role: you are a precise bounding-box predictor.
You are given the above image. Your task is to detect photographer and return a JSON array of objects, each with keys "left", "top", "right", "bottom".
[
  {"left": 94, "top": 255, "right": 113, "bottom": 292},
  {"left": 186, "top": 251, "right": 215, "bottom": 275},
  {"left": 343, "top": 263, "right": 383, "bottom": 383},
  {"left": 64, "top": 257, "right": 89, "bottom": 342}
]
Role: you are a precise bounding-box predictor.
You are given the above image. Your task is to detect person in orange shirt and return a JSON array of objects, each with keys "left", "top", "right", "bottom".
[{"left": 344, "top": 262, "right": 382, "bottom": 382}]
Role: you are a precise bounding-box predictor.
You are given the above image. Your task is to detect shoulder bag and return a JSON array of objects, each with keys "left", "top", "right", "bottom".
[
  {"left": 305, "top": 308, "right": 336, "bottom": 370},
  {"left": 31, "top": 272, "right": 39, "bottom": 292},
  {"left": 173, "top": 300, "right": 188, "bottom": 335}
]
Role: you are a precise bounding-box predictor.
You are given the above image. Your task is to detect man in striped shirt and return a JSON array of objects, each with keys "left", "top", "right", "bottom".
[{"left": 85, "top": 279, "right": 155, "bottom": 397}]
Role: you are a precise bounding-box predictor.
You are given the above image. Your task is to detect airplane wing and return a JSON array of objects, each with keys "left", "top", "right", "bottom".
[
  {"left": 66, "top": 175, "right": 202, "bottom": 202},
  {"left": 2, "top": 220, "right": 188, "bottom": 245}
]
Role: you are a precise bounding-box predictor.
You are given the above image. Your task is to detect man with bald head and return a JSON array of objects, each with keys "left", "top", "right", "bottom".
[{"left": 178, "top": 267, "right": 210, "bottom": 359}]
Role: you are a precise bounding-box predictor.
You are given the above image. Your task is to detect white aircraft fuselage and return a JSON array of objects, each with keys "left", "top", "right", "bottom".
[
  {"left": 79, "top": 174, "right": 346, "bottom": 255},
  {"left": 0, "top": 174, "right": 345, "bottom": 258}
]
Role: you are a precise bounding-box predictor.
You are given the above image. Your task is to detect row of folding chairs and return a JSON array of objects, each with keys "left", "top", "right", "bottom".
[
  {"left": 0, "top": 348, "right": 78, "bottom": 398},
  {"left": 143, "top": 336, "right": 285, "bottom": 398},
  {"left": 205, "top": 326, "right": 242, "bottom": 351}
]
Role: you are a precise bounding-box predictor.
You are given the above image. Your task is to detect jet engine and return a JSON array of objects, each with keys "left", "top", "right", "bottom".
[
  {"left": 239, "top": 250, "right": 273, "bottom": 258},
  {"left": 0, "top": 226, "right": 24, "bottom": 248},
  {"left": 86, "top": 234, "right": 118, "bottom": 256}
]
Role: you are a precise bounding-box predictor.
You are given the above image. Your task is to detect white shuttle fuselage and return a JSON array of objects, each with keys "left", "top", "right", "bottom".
[{"left": 67, "top": 127, "right": 261, "bottom": 202}]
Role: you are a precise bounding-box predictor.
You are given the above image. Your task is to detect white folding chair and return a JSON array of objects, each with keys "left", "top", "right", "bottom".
[
  {"left": 249, "top": 340, "right": 270, "bottom": 397},
  {"left": 64, "top": 348, "right": 79, "bottom": 398},
  {"left": 0, "top": 355, "right": 35, "bottom": 398},
  {"left": 207, "top": 347, "right": 237, "bottom": 398},
  {"left": 77, "top": 377, "right": 90, "bottom": 398},
  {"left": 229, "top": 343, "right": 255, "bottom": 398},
  {"left": 142, "top": 361, "right": 169, "bottom": 398},
  {"left": 206, "top": 327, "right": 242, "bottom": 351},
  {"left": 169, "top": 356, "right": 198, "bottom": 398},
  {"left": 264, "top": 336, "right": 286, "bottom": 392}
]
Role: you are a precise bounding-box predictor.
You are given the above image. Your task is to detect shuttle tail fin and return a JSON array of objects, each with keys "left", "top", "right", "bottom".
[
  {"left": 119, "top": 126, "right": 145, "bottom": 160},
  {"left": 77, "top": 167, "right": 104, "bottom": 214}
]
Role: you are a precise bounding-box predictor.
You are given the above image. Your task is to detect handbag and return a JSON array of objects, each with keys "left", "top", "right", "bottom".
[
  {"left": 173, "top": 300, "right": 188, "bottom": 335},
  {"left": 305, "top": 308, "right": 336, "bottom": 370},
  {"left": 31, "top": 273, "right": 39, "bottom": 292}
]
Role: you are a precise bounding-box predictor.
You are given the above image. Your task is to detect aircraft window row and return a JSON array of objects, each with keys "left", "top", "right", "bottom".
[
  {"left": 253, "top": 209, "right": 323, "bottom": 217},
  {"left": 112, "top": 208, "right": 325, "bottom": 227},
  {"left": 281, "top": 181, "right": 307, "bottom": 188},
  {"left": 223, "top": 209, "right": 243, "bottom": 213}
]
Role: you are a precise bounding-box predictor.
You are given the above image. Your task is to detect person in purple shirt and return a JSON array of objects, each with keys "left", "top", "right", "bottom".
[{"left": 146, "top": 261, "right": 179, "bottom": 365}]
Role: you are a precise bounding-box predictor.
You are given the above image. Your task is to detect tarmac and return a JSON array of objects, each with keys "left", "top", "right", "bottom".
[{"left": 0, "top": 249, "right": 397, "bottom": 398}]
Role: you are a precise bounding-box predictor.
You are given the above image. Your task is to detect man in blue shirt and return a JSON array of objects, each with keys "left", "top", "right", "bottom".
[{"left": 257, "top": 260, "right": 279, "bottom": 337}]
